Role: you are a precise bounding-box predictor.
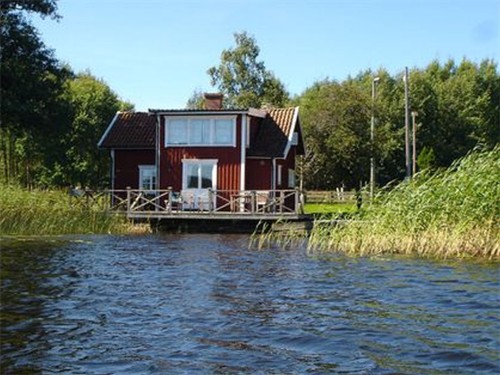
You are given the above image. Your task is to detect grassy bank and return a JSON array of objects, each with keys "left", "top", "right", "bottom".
[
  {"left": 304, "top": 202, "right": 356, "bottom": 216},
  {"left": 0, "top": 186, "right": 130, "bottom": 235},
  {"left": 308, "top": 146, "right": 500, "bottom": 259}
]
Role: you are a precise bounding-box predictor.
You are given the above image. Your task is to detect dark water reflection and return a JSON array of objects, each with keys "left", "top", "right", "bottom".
[{"left": 1, "top": 235, "right": 499, "bottom": 374}]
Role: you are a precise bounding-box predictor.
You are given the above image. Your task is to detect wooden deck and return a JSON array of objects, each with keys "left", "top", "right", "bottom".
[{"left": 72, "top": 188, "right": 308, "bottom": 221}]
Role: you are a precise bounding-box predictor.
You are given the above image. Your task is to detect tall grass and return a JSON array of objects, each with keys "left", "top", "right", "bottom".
[
  {"left": 309, "top": 146, "right": 500, "bottom": 259},
  {"left": 0, "top": 186, "right": 129, "bottom": 235}
]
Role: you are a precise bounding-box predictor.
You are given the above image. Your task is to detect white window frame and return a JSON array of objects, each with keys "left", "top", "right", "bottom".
[
  {"left": 288, "top": 168, "right": 296, "bottom": 188},
  {"left": 138, "top": 165, "right": 157, "bottom": 192},
  {"left": 182, "top": 159, "right": 218, "bottom": 191},
  {"left": 277, "top": 165, "right": 283, "bottom": 187},
  {"left": 167, "top": 119, "right": 188, "bottom": 145},
  {"left": 165, "top": 116, "right": 236, "bottom": 147},
  {"left": 181, "top": 159, "right": 218, "bottom": 210}
]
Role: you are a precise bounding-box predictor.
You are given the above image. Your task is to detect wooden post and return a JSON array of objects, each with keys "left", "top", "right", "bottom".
[
  {"left": 167, "top": 187, "right": 172, "bottom": 214},
  {"left": 126, "top": 187, "right": 131, "bottom": 215},
  {"left": 107, "top": 189, "right": 112, "bottom": 211},
  {"left": 295, "top": 189, "right": 300, "bottom": 214},
  {"left": 251, "top": 191, "right": 256, "bottom": 214},
  {"left": 208, "top": 188, "right": 214, "bottom": 213}
]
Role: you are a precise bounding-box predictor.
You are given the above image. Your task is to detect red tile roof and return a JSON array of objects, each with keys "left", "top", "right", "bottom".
[
  {"left": 99, "top": 108, "right": 304, "bottom": 158},
  {"left": 98, "top": 112, "right": 156, "bottom": 149}
]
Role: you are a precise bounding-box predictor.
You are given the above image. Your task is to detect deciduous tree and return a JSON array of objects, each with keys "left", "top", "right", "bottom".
[
  {"left": 207, "top": 31, "right": 289, "bottom": 108},
  {"left": 63, "top": 72, "right": 133, "bottom": 188},
  {"left": 0, "top": 0, "right": 67, "bottom": 186}
]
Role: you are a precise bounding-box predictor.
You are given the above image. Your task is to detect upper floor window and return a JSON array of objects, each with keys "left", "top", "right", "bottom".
[{"left": 165, "top": 116, "right": 236, "bottom": 147}]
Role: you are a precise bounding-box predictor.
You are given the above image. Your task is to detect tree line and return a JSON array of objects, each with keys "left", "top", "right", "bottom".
[
  {"left": 296, "top": 59, "right": 499, "bottom": 189},
  {"left": 206, "top": 32, "right": 499, "bottom": 190},
  {"left": 2, "top": 3, "right": 498, "bottom": 191},
  {"left": 1, "top": 0, "right": 131, "bottom": 189}
]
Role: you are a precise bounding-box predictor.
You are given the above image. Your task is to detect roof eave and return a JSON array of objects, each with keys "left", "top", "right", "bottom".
[
  {"left": 282, "top": 107, "right": 300, "bottom": 159},
  {"left": 99, "top": 145, "right": 156, "bottom": 150},
  {"left": 148, "top": 109, "right": 248, "bottom": 116}
]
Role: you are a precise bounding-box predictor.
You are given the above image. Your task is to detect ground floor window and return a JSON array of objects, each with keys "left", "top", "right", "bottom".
[
  {"left": 182, "top": 159, "right": 217, "bottom": 190},
  {"left": 139, "top": 165, "right": 156, "bottom": 191},
  {"left": 288, "top": 169, "right": 296, "bottom": 188},
  {"left": 181, "top": 159, "right": 218, "bottom": 210}
]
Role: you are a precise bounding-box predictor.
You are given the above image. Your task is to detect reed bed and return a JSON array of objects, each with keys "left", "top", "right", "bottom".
[
  {"left": 0, "top": 186, "right": 130, "bottom": 235},
  {"left": 308, "top": 146, "right": 500, "bottom": 259},
  {"left": 249, "top": 220, "right": 309, "bottom": 250}
]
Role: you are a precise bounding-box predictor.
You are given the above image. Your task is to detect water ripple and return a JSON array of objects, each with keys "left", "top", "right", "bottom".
[{"left": 1, "top": 234, "right": 499, "bottom": 374}]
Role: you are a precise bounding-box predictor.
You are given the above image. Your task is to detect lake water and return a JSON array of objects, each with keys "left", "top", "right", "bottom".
[{"left": 1, "top": 234, "right": 499, "bottom": 374}]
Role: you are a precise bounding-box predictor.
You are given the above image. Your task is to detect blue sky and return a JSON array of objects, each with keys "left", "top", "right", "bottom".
[{"left": 32, "top": 0, "right": 499, "bottom": 111}]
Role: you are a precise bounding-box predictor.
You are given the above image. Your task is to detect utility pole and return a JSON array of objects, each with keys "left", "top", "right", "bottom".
[
  {"left": 370, "top": 76, "right": 380, "bottom": 200},
  {"left": 404, "top": 67, "right": 411, "bottom": 179},
  {"left": 411, "top": 111, "right": 418, "bottom": 176}
]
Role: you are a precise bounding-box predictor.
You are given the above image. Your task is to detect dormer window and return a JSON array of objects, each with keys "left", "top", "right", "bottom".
[{"left": 165, "top": 116, "right": 236, "bottom": 147}]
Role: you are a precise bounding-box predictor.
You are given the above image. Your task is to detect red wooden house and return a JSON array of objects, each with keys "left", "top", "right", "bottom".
[{"left": 98, "top": 94, "right": 305, "bottom": 213}]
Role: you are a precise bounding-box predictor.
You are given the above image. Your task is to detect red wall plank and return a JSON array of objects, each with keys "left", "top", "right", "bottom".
[
  {"left": 245, "top": 159, "right": 272, "bottom": 190},
  {"left": 114, "top": 149, "right": 155, "bottom": 189}
]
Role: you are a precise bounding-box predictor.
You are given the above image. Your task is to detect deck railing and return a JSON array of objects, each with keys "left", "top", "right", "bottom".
[
  {"left": 127, "top": 188, "right": 303, "bottom": 217},
  {"left": 69, "top": 188, "right": 305, "bottom": 218}
]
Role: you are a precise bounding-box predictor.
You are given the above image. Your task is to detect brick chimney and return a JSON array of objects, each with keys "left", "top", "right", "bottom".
[{"left": 204, "top": 93, "right": 223, "bottom": 110}]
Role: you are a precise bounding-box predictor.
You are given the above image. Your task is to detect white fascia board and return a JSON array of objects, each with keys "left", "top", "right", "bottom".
[
  {"left": 240, "top": 113, "right": 246, "bottom": 191},
  {"left": 110, "top": 149, "right": 115, "bottom": 191},
  {"left": 156, "top": 114, "right": 161, "bottom": 190},
  {"left": 98, "top": 111, "right": 120, "bottom": 148},
  {"left": 282, "top": 107, "right": 300, "bottom": 159},
  {"left": 248, "top": 108, "right": 267, "bottom": 118},
  {"left": 151, "top": 110, "right": 247, "bottom": 116}
]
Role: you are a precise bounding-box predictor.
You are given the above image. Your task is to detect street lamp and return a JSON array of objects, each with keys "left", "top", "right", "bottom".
[{"left": 370, "top": 76, "right": 380, "bottom": 200}]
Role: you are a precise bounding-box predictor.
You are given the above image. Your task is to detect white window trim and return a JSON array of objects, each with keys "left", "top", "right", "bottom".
[
  {"left": 138, "top": 165, "right": 157, "bottom": 191},
  {"left": 288, "top": 168, "right": 296, "bottom": 188},
  {"left": 277, "top": 165, "right": 283, "bottom": 186},
  {"left": 246, "top": 116, "right": 251, "bottom": 148},
  {"left": 165, "top": 116, "right": 237, "bottom": 147}
]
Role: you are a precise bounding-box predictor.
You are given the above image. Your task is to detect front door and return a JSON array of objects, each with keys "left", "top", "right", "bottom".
[{"left": 182, "top": 159, "right": 217, "bottom": 210}]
